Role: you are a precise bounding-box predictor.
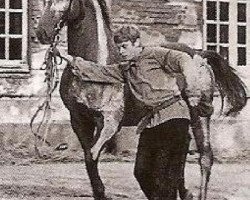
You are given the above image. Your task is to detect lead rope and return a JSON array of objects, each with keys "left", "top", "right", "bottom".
[
  {"left": 30, "top": 37, "right": 61, "bottom": 157},
  {"left": 29, "top": 0, "right": 74, "bottom": 156}
]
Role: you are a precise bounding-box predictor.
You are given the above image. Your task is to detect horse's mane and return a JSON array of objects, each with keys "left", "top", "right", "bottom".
[
  {"left": 200, "top": 50, "right": 247, "bottom": 115},
  {"left": 97, "top": 0, "right": 111, "bottom": 30},
  {"left": 79, "top": 0, "right": 110, "bottom": 30}
]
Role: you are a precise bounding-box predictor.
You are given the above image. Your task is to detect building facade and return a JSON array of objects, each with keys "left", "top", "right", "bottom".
[{"left": 0, "top": 0, "right": 249, "bottom": 159}]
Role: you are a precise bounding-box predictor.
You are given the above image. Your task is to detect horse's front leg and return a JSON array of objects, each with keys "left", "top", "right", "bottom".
[
  {"left": 70, "top": 115, "right": 108, "bottom": 200},
  {"left": 84, "top": 147, "right": 112, "bottom": 200},
  {"left": 191, "top": 115, "right": 213, "bottom": 200}
]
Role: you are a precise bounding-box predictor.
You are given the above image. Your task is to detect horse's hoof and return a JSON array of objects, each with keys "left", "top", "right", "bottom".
[{"left": 183, "top": 190, "right": 193, "bottom": 200}]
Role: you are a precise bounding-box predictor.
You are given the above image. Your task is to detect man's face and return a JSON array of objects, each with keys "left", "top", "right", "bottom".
[{"left": 116, "top": 39, "right": 141, "bottom": 61}]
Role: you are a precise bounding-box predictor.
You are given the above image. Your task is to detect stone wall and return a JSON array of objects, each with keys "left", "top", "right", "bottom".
[
  {"left": 112, "top": 0, "right": 203, "bottom": 48},
  {"left": 0, "top": 0, "right": 74, "bottom": 158},
  {"left": 29, "top": 0, "right": 204, "bottom": 49}
]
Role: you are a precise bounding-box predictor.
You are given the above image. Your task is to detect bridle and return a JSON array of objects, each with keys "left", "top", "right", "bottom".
[
  {"left": 52, "top": 0, "right": 85, "bottom": 42},
  {"left": 47, "top": 0, "right": 86, "bottom": 62},
  {"left": 51, "top": 0, "right": 74, "bottom": 46}
]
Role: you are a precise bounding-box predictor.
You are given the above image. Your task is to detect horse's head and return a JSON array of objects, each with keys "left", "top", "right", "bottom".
[
  {"left": 36, "top": 0, "right": 85, "bottom": 44},
  {"left": 37, "top": 0, "right": 119, "bottom": 64}
]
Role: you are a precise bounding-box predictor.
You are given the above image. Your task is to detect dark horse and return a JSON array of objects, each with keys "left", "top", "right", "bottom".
[{"left": 36, "top": 0, "right": 247, "bottom": 199}]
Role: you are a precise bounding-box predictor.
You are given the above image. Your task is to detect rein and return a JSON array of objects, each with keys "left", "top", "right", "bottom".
[{"left": 30, "top": 1, "right": 74, "bottom": 153}]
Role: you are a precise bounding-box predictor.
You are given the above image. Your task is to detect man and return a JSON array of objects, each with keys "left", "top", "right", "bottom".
[
  {"left": 67, "top": 26, "right": 211, "bottom": 200},
  {"left": 113, "top": 26, "right": 202, "bottom": 200}
]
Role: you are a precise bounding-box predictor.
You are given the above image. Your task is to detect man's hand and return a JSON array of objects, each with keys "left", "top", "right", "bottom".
[
  {"left": 188, "top": 96, "right": 200, "bottom": 107},
  {"left": 61, "top": 56, "right": 90, "bottom": 68},
  {"left": 62, "top": 54, "right": 74, "bottom": 63}
]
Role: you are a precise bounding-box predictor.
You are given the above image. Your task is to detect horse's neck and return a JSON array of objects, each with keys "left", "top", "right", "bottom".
[{"left": 67, "top": 0, "right": 119, "bottom": 65}]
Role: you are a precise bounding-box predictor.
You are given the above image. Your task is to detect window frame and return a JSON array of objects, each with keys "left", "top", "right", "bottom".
[
  {"left": 203, "top": 0, "right": 250, "bottom": 68},
  {"left": 0, "top": 0, "right": 30, "bottom": 74}
]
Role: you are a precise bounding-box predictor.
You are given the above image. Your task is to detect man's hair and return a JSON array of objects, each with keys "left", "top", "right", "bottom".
[{"left": 114, "top": 26, "right": 140, "bottom": 44}]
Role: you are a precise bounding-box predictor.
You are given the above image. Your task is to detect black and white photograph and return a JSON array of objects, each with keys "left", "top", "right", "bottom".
[{"left": 0, "top": 0, "right": 249, "bottom": 199}]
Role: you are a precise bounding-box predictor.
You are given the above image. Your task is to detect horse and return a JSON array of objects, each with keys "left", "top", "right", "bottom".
[{"left": 36, "top": 0, "right": 247, "bottom": 199}]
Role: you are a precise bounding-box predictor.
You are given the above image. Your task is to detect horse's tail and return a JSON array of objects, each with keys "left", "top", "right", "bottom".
[{"left": 200, "top": 50, "right": 247, "bottom": 116}]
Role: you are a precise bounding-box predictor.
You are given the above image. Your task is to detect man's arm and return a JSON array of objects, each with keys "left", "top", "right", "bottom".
[
  {"left": 69, "top": 56, "right": 120, "bottom": 69},
  {"left": 155, "top": 47, "right": 202, "bottom": 106},
  {"left": 177, "top": 53, "right": 202, "bottom": 105},
  {"left": 64, "top": 56, "right": 124, "bottom": 83}
]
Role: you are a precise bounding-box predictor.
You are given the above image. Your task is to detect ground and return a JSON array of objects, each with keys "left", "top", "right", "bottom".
[{"left": 0, "top": 158, "right": 250, "bottom": 200}]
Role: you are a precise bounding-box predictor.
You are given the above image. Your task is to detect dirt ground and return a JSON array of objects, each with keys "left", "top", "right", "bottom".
[{"left": 0, "top": 157, "right": 250, "bottom": 200}]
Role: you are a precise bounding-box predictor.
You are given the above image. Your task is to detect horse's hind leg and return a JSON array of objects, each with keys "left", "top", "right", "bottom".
[
  {"left": 70, "top": 113, "right": 108, "bottom": 200},
  {"left": 179, "top": 131, "right": 193, "bottom": 200},
  {"left": 197, "top": 117, "right": 213, "bottom": 200},
  {"left": 91, "top": 110, "right": 123, "bottom": 160},
  {"left": 191, "top": 114, "right": 213, "bottom": 200}
]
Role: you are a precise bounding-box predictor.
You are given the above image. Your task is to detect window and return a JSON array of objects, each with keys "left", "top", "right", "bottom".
[
  {"left": 0, "top": 0, "right": 29, "bottom": 73},
  {"left": 237, "top": 2, "right": 247, "bottom": 66},
  {"left": 203, "top": 0, "right": 250, "bottom": 67}
]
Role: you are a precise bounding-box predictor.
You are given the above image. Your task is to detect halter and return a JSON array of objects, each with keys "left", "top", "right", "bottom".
[
  {"left": 53, "top": 0, "right": 85, "bottom": 39},
  {"left": 50, "top": 0, "right": 86, "bottom": 63},
  {"left": 52, "top": 0, "right": 74, "bottom": 44}
]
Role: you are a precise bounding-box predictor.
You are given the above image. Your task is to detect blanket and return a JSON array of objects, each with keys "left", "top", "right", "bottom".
[{"left": 70, "top": 57, "right": 124, "bottom": 84}]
